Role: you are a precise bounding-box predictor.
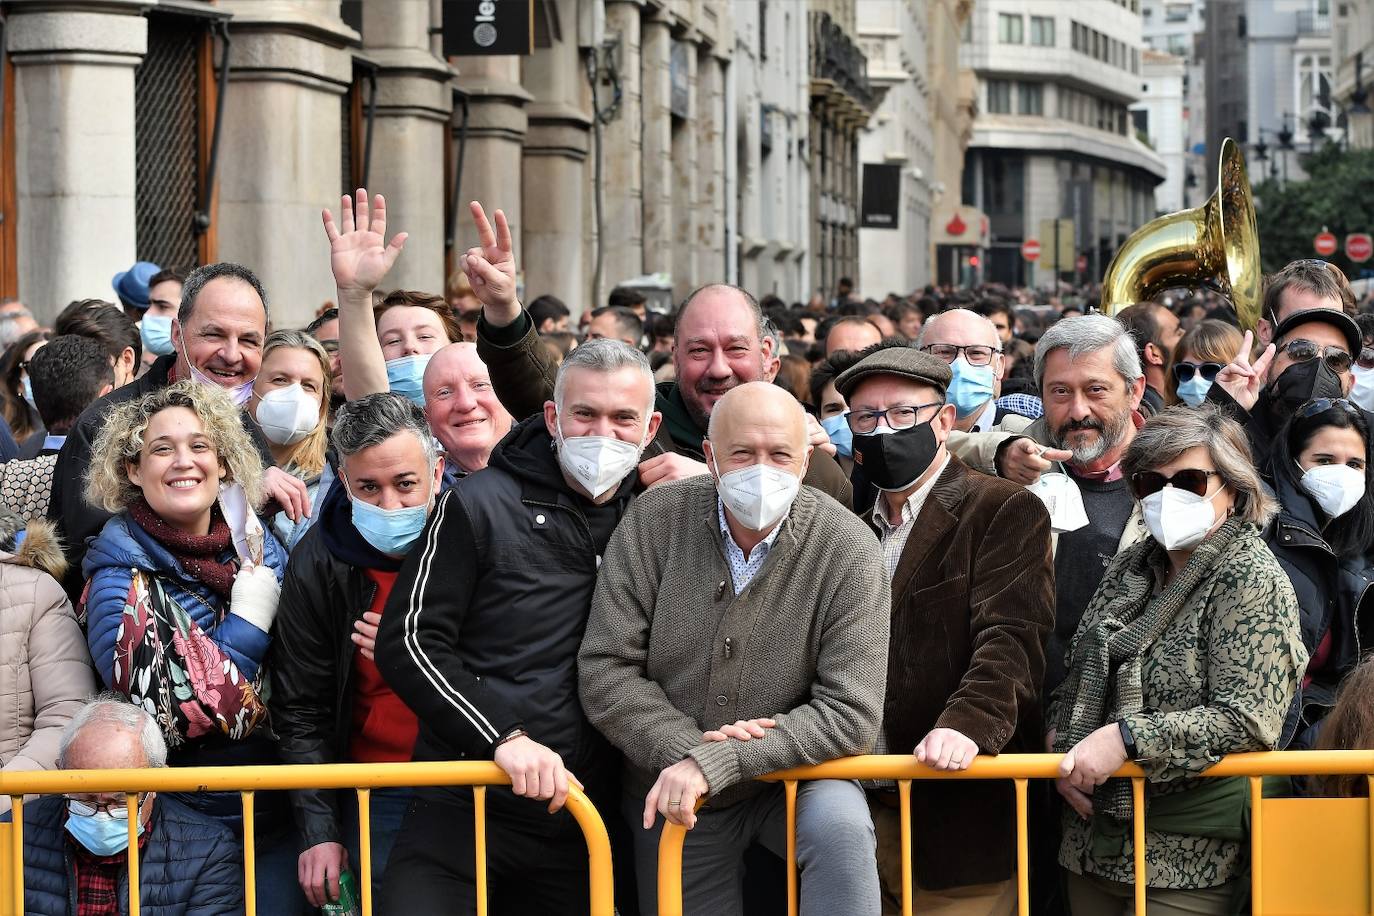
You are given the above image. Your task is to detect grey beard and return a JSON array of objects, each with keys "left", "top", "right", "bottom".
[{"left": 1052, "top": 410, "right": 1131, "bottom": 467}]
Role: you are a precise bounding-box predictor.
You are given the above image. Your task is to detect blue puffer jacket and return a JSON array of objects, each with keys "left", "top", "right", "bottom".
[
  {"left": 12, "top": 794, "right": 244, "bottom": 915},
  {"left": 81, "top": 512, "right": 287, "bottom": 689}
]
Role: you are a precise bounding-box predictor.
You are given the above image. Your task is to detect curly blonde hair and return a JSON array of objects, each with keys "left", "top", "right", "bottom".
[{"left": 86, "top": 380, "right": 266, "bottom": 513}]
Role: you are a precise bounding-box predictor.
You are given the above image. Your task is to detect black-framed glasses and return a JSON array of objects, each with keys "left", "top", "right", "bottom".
[
  {"left": 1171, "top": 361, "right": 1224, "bottom": 384},
  {"left": 66, "top": 792, "right": 148, "bottom": 819},
  {"left": 847, "top": 401, "right": 944, "bottom": 434},
  {"left": 1295, "top": 397, "right": 1361, "bottom": 420},
  {"left": 1129, "top": 468, "right": 1219, "bottom": 500},
  {"left": 1278, "top": 338, "right": 1353, "bottom": 374},
  {"left": 919, "top": 343, "right": 1001, "bottom": 367}
]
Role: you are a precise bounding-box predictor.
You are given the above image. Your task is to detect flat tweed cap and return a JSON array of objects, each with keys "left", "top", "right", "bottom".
[{"left": 834, "top": 346, "right": 953, "bottom": 400}]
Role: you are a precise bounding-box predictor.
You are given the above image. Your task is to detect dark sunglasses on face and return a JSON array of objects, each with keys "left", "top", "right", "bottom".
[
  {"left": 1295, "top": 397, "right": 1362, "bottom": 420},
  {"left": 1171, "top": 361, "right": 1224, "bottom": 384},
  {"left": 1278, "top": 338, "right": 1353, "bottom": 374},
  {"left": 1129, "top": 468, "right": 1219, "bottom": 500}
]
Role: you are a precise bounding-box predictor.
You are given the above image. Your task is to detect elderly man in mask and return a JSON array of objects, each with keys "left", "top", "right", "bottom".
[
  {"left": 373, "top": 338, "right": 658, "bottom": 914},
  {"left": 8, "top": 695, "right": 242, "bottom": 915},
  {"left": 580, "top": 381, "right": 890, "bottom": 916}
]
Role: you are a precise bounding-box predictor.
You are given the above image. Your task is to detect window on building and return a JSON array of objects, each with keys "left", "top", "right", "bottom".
[
  {"left": 988, "top": 80, "right": 1012, "bottom": 113},
  {"left": 1165, "top": 3, "right": 1190, "bottom": 22},
  {"left": 1030, "top": 16, "right": 1055, "bottom": 46},
  {"left": 998, "top": 13, "right": 1024, "bottom": 43},
  {"left": 1167, "top": 33, "right": 1189, "bottom": 56},
  {"left": 962, "top": 15, "right": 972, "bottom": 42},
  {"left": 1019, "top": 82, "right": 1044, "bottom": 115}
]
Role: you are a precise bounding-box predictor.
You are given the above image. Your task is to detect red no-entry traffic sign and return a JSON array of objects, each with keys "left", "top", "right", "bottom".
[
  {"left": 1347, "top": 233, "right": 1373, "bottom": 263},
  {"left": 1315, "top": 231, "right": 1338, "bottom": 257},
  {"left": 1021, "top": 239, "right": 1041, "bottom": 261}
]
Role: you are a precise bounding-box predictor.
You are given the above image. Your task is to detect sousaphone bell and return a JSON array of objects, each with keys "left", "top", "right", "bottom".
[{"left": 1101, "top": 137, "right": 1261, "bottom": 331}]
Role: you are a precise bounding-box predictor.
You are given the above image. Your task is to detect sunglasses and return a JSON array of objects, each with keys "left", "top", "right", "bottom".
[
  {"left": 1278, "top": 338, "right": 1353, "bottom": 374},
  {"left": 1172, "top": 362, "right": 1224, "bottom": 384},
  {"left": 1295, "top": 397, "right": 1362, "bottom": 420},
  {"left": 1129, "top": 468, "right": 1219, "bottom": 500}
]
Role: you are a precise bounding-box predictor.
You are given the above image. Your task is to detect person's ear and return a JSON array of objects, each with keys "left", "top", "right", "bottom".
[
  {"left": 643, "top": 410, "right": 662, "bottom": 446},
  {"left": 125, "top": 458, "right": 143, "bottom": 489},
  {"left": 1144, "top": 342, "right": 1165, "bottom": 368},
  {"left": 543, "top": 400, "right": 559, "bottom": 440},
  {"left": 702, "top": 439, "right": 719, "bottom": 480},
  {"left": 1128, "top": 375, "right": 1146, "bottom": 410},
  {"left": 934, "top": 402, "right": 957, "bottom": 443},
  {"left": 993, "top": 352, "right": 1006, "bottom": 381}
]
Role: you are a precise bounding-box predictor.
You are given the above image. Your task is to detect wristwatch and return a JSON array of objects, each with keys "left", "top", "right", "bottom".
[{"left": 1117, "top": 719, "right": 1139, "bottom": 761}]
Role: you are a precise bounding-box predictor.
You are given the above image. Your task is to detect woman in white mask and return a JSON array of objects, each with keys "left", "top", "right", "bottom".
[
  {"left": 1265, "top": 397, "right": 1374, "bottom": 751},
  {"left": 1050, "top": 405, "right": 1306, "bottom": 915},
  {"left": 249, "top": 330, "right": 333, "bottom": 550}
]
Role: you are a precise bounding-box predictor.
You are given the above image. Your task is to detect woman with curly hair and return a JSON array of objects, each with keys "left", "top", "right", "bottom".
[{"left": 80, "top": 380, "right": 301, "bottom": 908}]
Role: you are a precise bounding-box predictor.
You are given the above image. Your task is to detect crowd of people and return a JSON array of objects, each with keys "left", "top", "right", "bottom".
[{"left": 0, "top": 187, "right": 1369, "bottom": 916}]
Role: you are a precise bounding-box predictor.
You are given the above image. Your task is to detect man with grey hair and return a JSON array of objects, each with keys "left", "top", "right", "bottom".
[
  {"left": 271, "top": 392, "right": 445, "bottom": 907},
  {"left": 8, "top": 694, "right": 243, "bottom": 914},
  {"left": 374, "top": 337, "right": 659, "bottom": 913}
]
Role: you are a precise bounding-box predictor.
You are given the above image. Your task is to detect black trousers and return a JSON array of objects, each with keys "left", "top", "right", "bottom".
[{"left": 379, "top": 783, "right": 639, "bottom": 916}]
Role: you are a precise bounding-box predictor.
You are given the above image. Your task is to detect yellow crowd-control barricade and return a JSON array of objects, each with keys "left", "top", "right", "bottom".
[
  {"left": 656, "top": 751, "right": 1374, "bottom": 916},
  {"left": 0, "top": 761, "right": 614, "bottom": 916}
]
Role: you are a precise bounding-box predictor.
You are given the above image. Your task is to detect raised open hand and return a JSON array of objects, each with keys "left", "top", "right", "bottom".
[
  {"left": 1213, "top": 329, "right": 1276, "bottom": 413},
  {"left": 322, "top": 189, "right": 408, "bottom": 297},
  {"left": 460, "top": 201, "right": 520, "bottom": 325}
]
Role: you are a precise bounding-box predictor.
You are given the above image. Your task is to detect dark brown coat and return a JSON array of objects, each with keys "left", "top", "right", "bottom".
[{"left": 881, "top": 455, "right": 1054, "bottom": 890}]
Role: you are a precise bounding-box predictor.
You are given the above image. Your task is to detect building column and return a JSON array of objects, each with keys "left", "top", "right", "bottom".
[
  {"left": 453, "top": 56, "right": 531, "bottom": 287},
  {"left": 695, "top": 50, "right": 727, "bottom": 287},
  {"left": 214, "top": 0, "right": 355, "bottom": 327},
  {"left": 669, "top": 35, "right": 698, "bottom": 302},
  {"left": 602, "top": 0, "right": 644, "bottom": 292},
  {"left": 7, "top": 0, "right": 147, "bottom": 318},
  {"left": 522, "top": 14, "right": 592, "bottom": 311},
  {"left": 639, "top": 12, "right": 673, "bottom": 279},
  {"left": 361, "top": 0, "right": 453, "bottom": 294}
]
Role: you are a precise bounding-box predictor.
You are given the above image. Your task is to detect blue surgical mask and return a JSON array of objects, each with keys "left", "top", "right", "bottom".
[
  {"left": 140, "top": 314, "right": 175, "bottom": 357},
  {"left": 20, "top": 375, "right": 35, "bottom": 410},
  {"left": 386, "top": 354, "right": 433, "bottom": 406},
  {"left": 1176, "top": 374, "right": 1212, "bottom": 408},
  {"left": 65, "top": 804, "right": 144, "bottom": 856},
  {"left": 820, "top": 412, "right": 854, "bottom": 458},
  {"left": 947, "top": 356, "right": 996, "bottom": 419},
  {"left": 346, "top": 475, "right": 434, "bottom": 556}
]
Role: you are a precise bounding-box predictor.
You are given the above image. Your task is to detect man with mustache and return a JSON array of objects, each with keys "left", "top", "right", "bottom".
[{"left": 460, "top": 202, "right": 852, "bottom": 504}]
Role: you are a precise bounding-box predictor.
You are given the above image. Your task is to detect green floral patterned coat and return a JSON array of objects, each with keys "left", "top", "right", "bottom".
[{"left": 1053, "top": 524, "right": 1308, "bottom": 889}]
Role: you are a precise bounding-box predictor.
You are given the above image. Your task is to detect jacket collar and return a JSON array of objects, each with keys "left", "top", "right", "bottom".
[{"left": 888, "top": 454, "right": 968, "bottom": 599}]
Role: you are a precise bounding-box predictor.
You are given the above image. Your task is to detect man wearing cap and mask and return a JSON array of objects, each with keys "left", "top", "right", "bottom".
[
  {"left": 836, "top": 347, "right": 1054, "bottom": 915},
  {"left": 580, "top": 381, "right": 890, "bottom": 916},
  {"left": 1208, "top": 307, "right": 1363, "bottom": 469},
  {"left": 372, "top": 338, "right": 655, "bottom": 914}
]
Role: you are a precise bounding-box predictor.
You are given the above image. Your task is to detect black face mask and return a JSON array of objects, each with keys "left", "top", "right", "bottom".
[
  {"left": 1270, "top": 359, "right": 1345, "bottom": 419},
  {"left": 853, "top": 420, "right": 940, "bottom": 491}
]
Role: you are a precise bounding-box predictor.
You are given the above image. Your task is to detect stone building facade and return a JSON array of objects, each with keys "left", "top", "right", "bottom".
[{"left": 1, "top": 0, "right": 903, "bottom": 322}]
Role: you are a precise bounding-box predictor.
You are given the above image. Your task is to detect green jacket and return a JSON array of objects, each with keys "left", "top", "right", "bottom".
[{"left": 1051, "top": 525, "right": 1307, "bottom": 889}]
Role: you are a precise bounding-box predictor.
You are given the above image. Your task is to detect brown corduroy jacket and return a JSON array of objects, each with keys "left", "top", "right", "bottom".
[{"left": 877, "top": 454, "right": 1055, "bottom": 890}]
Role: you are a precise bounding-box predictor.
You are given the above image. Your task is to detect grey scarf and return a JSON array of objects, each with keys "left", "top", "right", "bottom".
[{"left": 1052, "top": 518, "right": 1248, "bottom": 819}]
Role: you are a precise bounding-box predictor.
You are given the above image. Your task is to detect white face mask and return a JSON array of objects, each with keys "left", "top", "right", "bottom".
[
  {"left": 713, "top": 461, "right": 801, "bottom": 532},
  {"left": 254, "top": 383, "right": 321, "bottom": 446},
  {"left": 556, "top": 421, "right": 647, "bottom": 501},
  {"left": 1026, "top": 471, "right": 1090, "bottom": 534},
  {"left": 1351, "top": 365, "right": 1374, "bottom": 412},
  {"left": 1299, "top": 462, "right": 1366, "bottom": 519},
  {"left": 1141, "top": 485, "right": 1223, "bottom": 551}
]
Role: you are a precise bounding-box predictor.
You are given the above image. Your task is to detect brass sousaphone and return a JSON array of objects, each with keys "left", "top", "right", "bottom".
[{"left": 1101, "top": 137, "right": 1262, "bottom": 330}]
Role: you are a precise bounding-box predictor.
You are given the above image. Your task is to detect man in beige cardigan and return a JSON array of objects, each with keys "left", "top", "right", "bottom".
[{"left": 580, "top": 382, "right": 890, "bottom": 916}]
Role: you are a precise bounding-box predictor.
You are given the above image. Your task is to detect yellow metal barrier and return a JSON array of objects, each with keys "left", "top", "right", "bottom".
[
  {"left": 656, "top": 751, "right": 1374, "bottom": 916},
  {"left": 0, "top": 761, "right": 615, "bottom": 916}
]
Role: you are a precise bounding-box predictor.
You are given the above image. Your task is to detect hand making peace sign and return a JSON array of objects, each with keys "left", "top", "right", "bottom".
[{"left": 460, "top": 202, "right": 522, "bottom": 327}]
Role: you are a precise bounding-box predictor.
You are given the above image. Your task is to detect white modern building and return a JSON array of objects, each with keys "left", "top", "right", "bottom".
[
  {"left": 1131, "top": 50, "right": 1188, "bottom": 213},
  {"left": 1140, "top": 0, "right": 1208, "bottom": 208},
  {"left": 959, "top": 0, "right": 1166, "bottom": 288}
]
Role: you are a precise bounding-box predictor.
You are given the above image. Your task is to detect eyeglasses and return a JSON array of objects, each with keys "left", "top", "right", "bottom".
[
  {"left": 1129, "top": 468, "right": 1219, "bottom": 500},
  {"left": 1171, "top": 361, "right": 1224, "bottom": 384},
  {"left": 66, "top": 793, "right": 148, "bottom": 819},
  {"left": 1295, "top": 397, "right": 1362, "bottom": 420},
  {"left": 919, "top": 343, "right": 1001, "bottom": 367},
  {"left": 847, "top": 401, "right": 944, "bottom": 434},
  {"left": 1278, "top": 338, "right": 1353, "bottom": 374}
]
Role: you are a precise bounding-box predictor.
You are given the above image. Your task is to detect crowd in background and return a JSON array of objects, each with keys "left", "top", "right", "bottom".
[{"left": 0, "top": 189, "right": 1370, "bottom": 916}]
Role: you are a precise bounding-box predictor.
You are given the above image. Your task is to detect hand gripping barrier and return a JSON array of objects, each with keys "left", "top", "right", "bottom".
[
  {"left": 656, "top": 752, "right": 1374, "bottom": 916},
  {"left": 0, "top": 761, "right": 614, "bottom": 916}
]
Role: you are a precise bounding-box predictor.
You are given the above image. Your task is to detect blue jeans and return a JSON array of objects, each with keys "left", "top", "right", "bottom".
[{"left": 341, "top": 786, "right": 413, "bottom": 903}]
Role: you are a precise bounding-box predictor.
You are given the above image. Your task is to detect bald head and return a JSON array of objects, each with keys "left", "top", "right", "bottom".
[
  {"left": 705, "top": 381, "right": 811, "bottom": 482},
  {"left": 58, "top": 696, "right": 166, "bottom": 770},
  {"left": 916, "top": 308, "right": 1000, "bottom": 349},
  {"left": 422, "top": 341, "right": 513, "bottom": 471}
]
